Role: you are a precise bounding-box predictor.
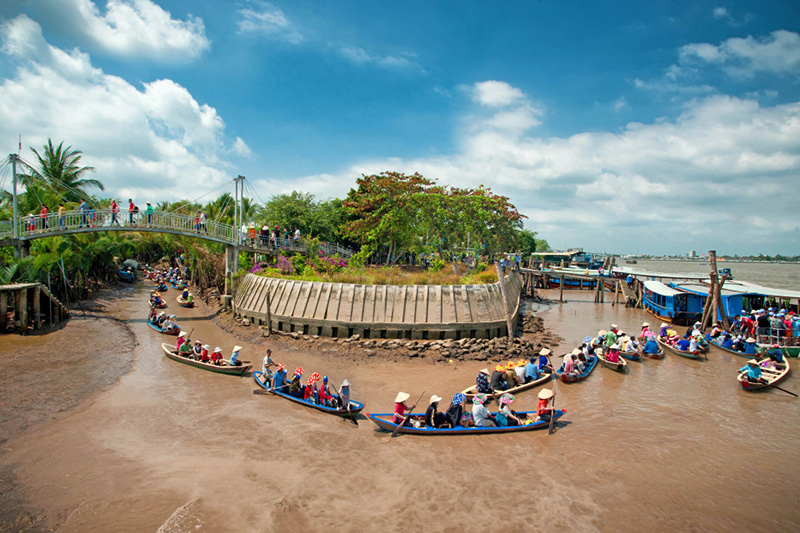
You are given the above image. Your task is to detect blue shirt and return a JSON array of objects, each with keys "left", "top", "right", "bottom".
[
  {"left": 230, "top": 351, "right": 240, "bottom": 364},
  {"left": 643, "top": 339, "right": 658, "bottom": 353},
  {"left": 538, "top": 355, "right": 549, "bottom": 370},
  {"left": 676, "top": 339, "right": 690, "bottom": 351},
  {"left": 722, "top": 337, "right": 734, "bottom": 349},
  {"left": 273, "top": 370, "right": 287, "bottom": 390},
  {"left": 525, "top": 362, "right": 541, "bottom": 381},
  {"left": 743, "top": 342, "right": 756, "bottom": 354},
  {"left": 769, "top": 349, "right": 784, "bottom": 363}
]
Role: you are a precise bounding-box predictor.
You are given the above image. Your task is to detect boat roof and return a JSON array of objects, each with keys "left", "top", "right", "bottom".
[
  {"left": 643, "top": 280, "right": 684, "bottom": 297},
  {"left": 672, "top": 282, "right": 749, "bottom": 297},
  {"left": 721, "top": 280, "right": 800, "bottom": 300}
]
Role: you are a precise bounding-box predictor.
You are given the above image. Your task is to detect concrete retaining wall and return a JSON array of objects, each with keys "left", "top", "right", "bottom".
[{"left": 233, "top": 271, "right": 522, "bottom": 340}]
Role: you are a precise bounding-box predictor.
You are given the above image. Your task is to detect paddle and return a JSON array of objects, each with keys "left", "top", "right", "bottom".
[
  {"left": 768, "top": 384, "right": 798, "bottom": 397},
  {"left": 330, "top": 382, "right": 358, "bottom": 425},
  {"left": 391, "top": 390, "right": 425, "bottom": 438},
  {"left": 547, "top": 391, "right": 556, "bottom": 435}
]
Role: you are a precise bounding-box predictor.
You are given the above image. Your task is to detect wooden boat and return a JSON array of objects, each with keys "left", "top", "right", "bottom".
[
  {"left": 252, "top": 371, "right": 364, "bottom": 416},
  {"left": 149, "top": 299, "right": 167, "bottom": 309},
  {"left": 156, "top": 283, "right": 168, "bottom": 292},
  {"left": 620, "top": 348, "right": 641, "bottom": 362},
  {"left": 737, "top": 358, "right": 791, "bottom": 391},
  {"left": 638, "top": 345, "right": 665, "bottom": 360},
  {"left": 657, "top": 338, "right": 706, "bottom": 360},
  {"left": 161, "top": 342, "right": 250, "bottom": 375},
  {"left": 554, "top": 355, "right": 598, "bottom": 383},
  {"left": 757, "top": 344, "right": 800, "bottom": 358},
  {"left": 176, "top": 295, "right": 194, "bottom": 308},
  {"left": 170, "top": 281, "right": 184, "bottom": 290},
  {"left": 367, "top": 409, "right": 566, "bottom": 435},
  {"left": 147, "top": 318, "right": 180, "bottom": 336},
  {"left": 460, "top": 368, "right": 552, "bottom": 402},
  {"left": 595, "top": 348, "right": 627, "bottom": 372},
  {"left": 708, "top": 337, "right": 754, "bottom": 358}
]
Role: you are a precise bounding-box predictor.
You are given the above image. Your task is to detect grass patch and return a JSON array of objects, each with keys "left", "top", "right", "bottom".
[{"left": 251, "top": 264, "right": 499, "bottom": 285}]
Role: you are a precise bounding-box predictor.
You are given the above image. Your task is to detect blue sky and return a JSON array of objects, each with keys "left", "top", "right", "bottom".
[{"left": 0, "top": 1, "right": 799, "bottom": 255}]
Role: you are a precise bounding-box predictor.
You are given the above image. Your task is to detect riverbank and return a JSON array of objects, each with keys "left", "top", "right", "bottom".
[{"left": 1, "top": 282, "right": 798, "bottom": 532}]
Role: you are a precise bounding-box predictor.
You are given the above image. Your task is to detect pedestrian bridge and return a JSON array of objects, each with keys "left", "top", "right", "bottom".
[{"left": 0, "top": 209, "right": 354, "bottom": 259}]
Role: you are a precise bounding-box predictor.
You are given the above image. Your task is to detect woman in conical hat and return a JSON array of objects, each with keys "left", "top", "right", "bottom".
[{"left": 393, "top": 392, "right": 416, "bottom": 426}]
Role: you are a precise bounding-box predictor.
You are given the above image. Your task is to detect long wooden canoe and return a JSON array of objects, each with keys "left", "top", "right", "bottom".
[
  {"left": 460, "top": 368, "right": 552, "bottom": 402},
  {"left": 367, "top": 409, "right": 566, "bottom": 435},
  {"left": 161, "top": 342, "right": 250, "bottom": 375},
  {"left": 554, "top": 355, "right": 598, "bottom": 383},
  {"left": 156, "top": 283, "right": 168, "bottom": 291},
  {"left": 595, "top": 348, "right": 627, "bottom": 372},
  {"left": 657, "top": 338, "right": 706, "bottom": 360},
  {"left": 176, "top": 295, "right": 195, "bottom": 308},
  {"left": 737, "top": 358, "right": 791, "bottom": 391},
  {"left": 708, "top": 337, "right": 756, "bottom": 358},
  {"left": 253, "top": 371, "right": 364, "bottom": 416},
  {"left": 147, "top": 319, "right": 179, "bottom": 336}
]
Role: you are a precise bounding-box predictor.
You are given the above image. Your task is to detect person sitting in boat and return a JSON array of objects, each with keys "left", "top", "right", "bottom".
[
  {"left": 337, "top": 379, "right": 351, "bottom": 410},
  {"left": 155, "top": 311, "right": 167, "bottom": 327},
  {"left": 606, "top": 344, "right": 621, "bottom": 363},
  {"left": 425, "top": 395, "right": 449, "bottom": 428},
  {"left": 536, "top": 389, "right": 555, "bottom": 423},
  {"left": 178, "top": 337, "right": 192, "bottom": 357},
  {"left": 148, "top": 306, "right": 158, "bottom": 322},
  {"left": 538, "top": 348, "right": 553, "bottom": 371},
  {"left": 289, "top": 373, "right": 304, "bottom": 399},
  {"left": 303, "top": 376, "right": 318, "bottom": 403},
  {"left": 181, "top": 288, "right": 189, "bottom": 300},
  {"left": 709, "top": 323, "right": 723, "bottom": 338},
  {"left": 561, "top": 354, "right": 577, "bottom": 376},
  {"left": 270, "top": 363, "right": 287, "bottom": 390},
  {"left": 623, "top": 336, "right": 638, "bottom": 353},
  {"left": 393, "top": 392, "right": 416, "bottom": 426},
  {"left": 320, "top": 376, "right": 335, "bottom": 407},
  {"left": 571, "top": 349, "right": 586, "bottom": 372},
  {"left": 229, "top": 345, "right": 243, "bottom": 366},
  {"left": 200, "top": 344, "right": 210, "bottom": 363},
  {"left": 495, "top": 393, "right": 524, "bottom": 427},
  {"left": 210, "top": 347, "right": 222, "bottom": 365},
  {"left": 525, "top": 357, "right": 542, "bottom": 383},
  {"left": 445, "top": 393, "right": 465, "bottom": 429},
  {"left": 475, "top": 369, "right": 492, "bottom": 393},
  {"left": 151, "top": 292, "right": 164, "bottom": 307},
  {"left": 594, "top": 330, "right": 606, "bottom": 346},
  {"left": 739, "top": 359, "right": 767, "bottom": 385},
  {"left": 604, "top": 328, "right": 618, "bottom": 349},
  {"left": 688, "top": 336, "right": 701, "bottom": 353},
  {"left": 164, "top": 315, "right": 178, "bottom": 332},
  {"left": 766, "top": 344, "right": 785, "bottom": 365},
  {"left": 192, "top": 340, "right": 203, "bottom": 360},
  {"left": 640, "top": 322, "right": 651, "bottom": 340},
  {"left": 643, "top": 336, "right": 659, "bottom": 355},
  {"left": 490, "top": 365, "right": 508, "bottom": 391},
  {"left": 659, "top": 323, "right": 669, "bottom": 338},
  {"left": 721, "top": 333, "right": 735, "bottom": 350},
  {"left": 471, "top": 393, "right": 496, "bottom": 427},
  {"left": 675, "top": 337, "right": 691, "bottom": 352},
  {"left": 743, "top": 337, "right": 757, "bottom": 355},
  {"left": 261, "top": 349, "right": 275, "bottom": 386},
  {"left": 514, "top": 359, "right": 527, "bottom": 384},
  {"left": 176, "top": 331, "right": 188, "bottom": 350},
  {"left": 505, "top": 362, "right": 520, "bottom": 389}
]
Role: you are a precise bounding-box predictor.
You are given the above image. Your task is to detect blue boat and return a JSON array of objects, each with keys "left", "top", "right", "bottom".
[
  {"left": 169, "top": 281, "right": 184, "bottom": 290},
  {"left": 252, "top": 371, "right": 364, "bottom": 417},
  {"left": 554, "top": 354, "right": 598, "bottom": 383},
  {"left": 670, "top": 282, "right": 764, "bottom": 322},
  {"left": 643, "top": 280, "right": 702, "bottom": 326},
  {"left": 367, "top": 409, "right": 567, "bottom": 435},
  {"left": 117, "top": 259, "right": 139, "bottom": 282},
  {"left": 147, "top": 318, "right": 180, "bottom": 336}
]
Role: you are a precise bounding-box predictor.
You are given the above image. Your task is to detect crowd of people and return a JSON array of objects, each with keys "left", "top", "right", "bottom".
[
  {"left": 173, "top": 332, "right": 242, "bottom": 367},
  {"left": 258, "top": 350, "right": 353, "bottom": 411}
]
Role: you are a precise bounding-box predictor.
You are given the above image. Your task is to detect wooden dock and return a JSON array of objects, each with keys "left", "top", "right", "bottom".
[{"left": 1, "top": 283, "right": 69, "bottom": 333}]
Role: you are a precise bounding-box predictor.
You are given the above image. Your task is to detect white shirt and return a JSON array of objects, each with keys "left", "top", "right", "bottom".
[
  {"left": 262, "top": 354, "right": 274, "bottom": 374},
  {"left": 472, "top": 403, "right": 493, "bottom": 427},
  {"left": 514, "top": 366, "right": 526, "bottom": 380}
]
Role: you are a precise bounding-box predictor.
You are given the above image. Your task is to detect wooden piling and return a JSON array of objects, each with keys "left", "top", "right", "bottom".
[{"left": 559, "top": 275, "right": 564, "bottom": 302}]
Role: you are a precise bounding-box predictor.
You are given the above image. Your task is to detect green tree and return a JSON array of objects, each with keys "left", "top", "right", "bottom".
[{"left": 19, "top": 139, "right": 103, "bottom": 204}]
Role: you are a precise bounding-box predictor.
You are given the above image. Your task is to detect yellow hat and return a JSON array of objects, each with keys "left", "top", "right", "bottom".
[
  {"left": 495, "top": 365, "right": 505, "bottom": 372},
  {"left": 506, "top": 361, "right": 516, "bottom": 369}
]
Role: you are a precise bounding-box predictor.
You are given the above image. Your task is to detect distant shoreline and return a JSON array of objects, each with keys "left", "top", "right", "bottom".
[{"left": 633, "top": 258, "right": 800, "bottom": 264}]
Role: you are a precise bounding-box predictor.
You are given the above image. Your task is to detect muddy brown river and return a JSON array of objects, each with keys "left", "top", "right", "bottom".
[{"left": 1, "top": 280, "right": 798, "bottom": 532}]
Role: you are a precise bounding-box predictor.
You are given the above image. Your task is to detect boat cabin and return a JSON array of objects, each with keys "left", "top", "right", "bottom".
[
  {"left": 643, "top": 280, "right": 703, "bottom": 325},
  {"left": 669, "top": 282, "right": 764, "bottom": 320}
]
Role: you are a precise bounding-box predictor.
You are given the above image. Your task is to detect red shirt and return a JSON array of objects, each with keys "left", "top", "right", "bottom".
[
  {"left": 537, "top": 398, "right": 550, "bottom": 416},
  {"left": 393, "top": 402, "right": 407, "bottom": 424},
  {"left": 129, "top": 202, "right": 135, "bottom": 212},
  {"left": 200, "top": 348, "right": 209, "bottom": 361},
  {"left": 111, "top": 201, "right": 118, "bottom": 212},
  {"left": 210, "top": 351, "right": 221, "bottom": 362},
  {"left": 40, "top": 207, "right": 48, "bottom": 218}
]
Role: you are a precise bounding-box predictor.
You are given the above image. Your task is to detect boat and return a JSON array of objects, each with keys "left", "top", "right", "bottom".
[
  {"left": 638, "top": 345, "right": 665, "bottom": 360},
  {"left": 252, "top": 371, "right": 364, "bottom": 416},
  {"left": 176, "top": 295, "right": 194, "bottom": 308},
  {"left": 366, "top": 409, "right": 567, "bottom": 435},
  {"left": 642, "top": 281, "right": 702, "bottom": 326},
  {"left": 595, "top": 348, "right": 627, "bottom": 372},
  {"left": 708, "top": 337, "right": 754, "bottom": 358},
  {"left": 554, "top": 354, "right": 598, "bottom": 383},
  {"left": 657, "top": 337, "right": 706, "bottom": 360},
  {"left": 156, "top": 283, "right": 168, "bottom": 292},
  {"left": 147, "top": 318, "right": 180, "bottom": 336},
  {"left": 150, "top": 300, "right": 168, "bottom": 309},
  {"left": 117, "top": 259, "right": 139, "bottom": 282},
  {"left": 460, "top": 368, "right": 552, "bottom": 402},
  {"left": 170, "top": 281, "right": 184, "bottom": 290},
  {"left": 737, "top": 359, "right": 790, "bottom": 391},
  {"left": 625, "top": 259, "right": 638, "bottom": 264},
  {"left": 161, "top": 342, "right": 250, "bottom": 375},
  {"left": 619, "top": 349, "right": 641, "bottom": 362},
  {"left": 670, "top": 282, "right": 764, "bottom": 322}
]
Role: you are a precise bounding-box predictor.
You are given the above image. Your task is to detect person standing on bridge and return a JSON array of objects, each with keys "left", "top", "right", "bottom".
[
  {"left": 78, "top": 199, "right": 89, "bottom": 228},
  {"left": 39, "top": 204, "right": 49, "bottom": 231},
  {"left": 110, "top": 199, "right": 120, "bottom": 226},
  {"left": 145, "top": 202, "right": 154, "bottom": 227},
  {"left": 57, "top": 204, "right": 65, "bottom": 230},
  {"left": 128, "top": 199, "right": 137, "bottom": 227}
]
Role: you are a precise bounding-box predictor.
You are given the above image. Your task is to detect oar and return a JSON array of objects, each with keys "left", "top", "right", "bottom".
[
  {"left": 768, "top": 384, "right": 798, "bottom": 398},
  {"left": 391, "top": 390, "right": 425, "bottom": 438},
  {"left": 547, "top": 391, "right": 557, "bottom": 435},
  {"left": 331, "top": 382, "right": 358, "bottom": 425}
]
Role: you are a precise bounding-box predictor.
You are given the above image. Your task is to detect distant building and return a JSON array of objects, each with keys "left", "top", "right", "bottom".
[{"left": 689, "top": 250, "right": 696, "bottom": 258}]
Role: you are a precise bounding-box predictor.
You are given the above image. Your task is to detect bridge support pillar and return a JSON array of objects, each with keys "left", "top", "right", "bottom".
[
  {"left": 14, "top": 240, "right": 30, "bottom": 259},
  {"left": 225, "top": 245, "right": 239, "bottom": 296}
]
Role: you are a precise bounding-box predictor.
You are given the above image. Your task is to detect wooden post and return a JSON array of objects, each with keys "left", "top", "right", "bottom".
[
  {"left": 559, "top": 275, "right": 564, "bottom": 302},
  {"left": 612, "top": 281, "right": 620, "bottom": 307},
  {"left": 709, "top": 251, "right": 730, "bottom": 330},
  {"left": 264, "top": 290, "right": 272, "bottom": 336},
  {"left": 0, "top": 291, "right": 6, "bottom": 327},
  {"left": 15, "top": 288, "right": 27, "bottom": 331},
  {"left": 495, "top": 262, "right": 515, "bottom": 342},
  {"left": 32, "top": 286, "right": 41, "bottom": 329}
]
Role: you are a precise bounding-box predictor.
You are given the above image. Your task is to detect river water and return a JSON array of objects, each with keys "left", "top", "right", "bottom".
[{"left": 1, "top": 265, "right": 799, "bottom": 532}]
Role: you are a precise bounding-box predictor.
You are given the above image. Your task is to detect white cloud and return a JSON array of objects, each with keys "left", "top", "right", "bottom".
[
  {"left": 287, "top": 86, "right": 800, "bottom": 254},
  {"left": 36, "top": 0, "right": 210, "bottom": 61},
  {"left": 679, "top": 30, "right": 800, "bottom": 78},
  {"left": 613, "top": 96, "right": 628, "bottom": 112},
  {"left": 472, "top": 81, "right": 525, "bottom": 107},
  {"left": 236, "top": 0, "right": 302, "bottom": 43},
  {"left": 0, "top": 16, "right": 243, "bottom": 202},
  {"left": 338, "top": 45, "right": 421, "bottom": 71},
  {"left": 232, "top": 137, "right": 253, "bottom": 157}
]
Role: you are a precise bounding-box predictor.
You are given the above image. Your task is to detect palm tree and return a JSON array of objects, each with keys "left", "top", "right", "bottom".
[{"left": 19, "top": 139, "right": 103, "bottom": 203}]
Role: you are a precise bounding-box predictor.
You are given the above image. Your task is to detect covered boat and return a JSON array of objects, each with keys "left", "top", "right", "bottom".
[
  {"left": 367, "top": 409, "right": 566, "bottom": 435},
  {"left": 737, "top": 359, "right": 790, "bottom": 391},
  {"left": 643, "top": 281, "right": 702, "bottom": 326},
  {"left": 117, "top": 259, "right": 139, "bottom": 282},
  {"left": 253, "top": 371, "right": 364, "bottom": 416},
  {"left": 161, "top": 343, "right": 250, "bottom": 375},
  {"left": 460, "top": 368, "right": 552, "bottom": 402}
]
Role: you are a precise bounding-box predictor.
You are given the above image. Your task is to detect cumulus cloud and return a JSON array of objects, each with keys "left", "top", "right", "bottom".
[
  {"left": 236, "top": 0, "right": 302, "bottom": 43},
  {"left": 679, "top": 30, "right": 800, "bottom": 78},
  {"left": 0, "top": 15, "right": 244, "bottom": 202},
  {"left": 31, "top": 0, "right": 210, "bottom": 61},
  {"left": 472, "top": 80, "right": 525, "bottom": 107},
  {"left": 284, "top": 86, "right": 799, "bottom": 254}
]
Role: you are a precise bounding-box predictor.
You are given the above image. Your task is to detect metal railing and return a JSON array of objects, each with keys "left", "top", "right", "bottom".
[{"left": 0, "top": 210, "right": 354, "bottom": 258}]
